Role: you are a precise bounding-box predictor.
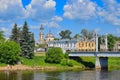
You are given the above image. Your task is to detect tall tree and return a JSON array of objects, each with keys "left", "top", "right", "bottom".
[
  {"left": 74, "top": 34, "right": 80, "bottom": 39},
  {"left": 10, "top": 23, "right": 20, "bottom": 43},
  {"left": 107, "top": 34, "right": 116, "bottom": 51},
  {"left": 81, "top": 29, "right": 95, "bottom": 39},
  {"left": 0, "top": 31, "right": 5, "bottom": 41},
  {"left": 20, "top": 21, "right": 35, "bottom": 59},
  {"left": 28, "top": 33, "right": 35, "bottom": 58},
  {"left": 59, "top": 30, "right": 72, "bottom": 39}
]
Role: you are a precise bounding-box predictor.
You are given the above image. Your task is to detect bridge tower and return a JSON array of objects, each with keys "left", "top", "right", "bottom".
[{"left": 95, "top": 33, "right": 108, "bottom": 69}]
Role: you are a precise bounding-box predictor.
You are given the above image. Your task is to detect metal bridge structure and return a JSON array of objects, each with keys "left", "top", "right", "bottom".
[{"left": 68, "top": 33, "right": 120, "bottom": 69}]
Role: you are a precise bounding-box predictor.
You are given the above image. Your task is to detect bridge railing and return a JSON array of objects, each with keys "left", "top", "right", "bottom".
[{"left": 67, "top": 49, "right": 120, "bottom": 53}]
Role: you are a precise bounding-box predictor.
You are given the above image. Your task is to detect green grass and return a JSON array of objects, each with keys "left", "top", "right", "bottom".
[
  {"left": 1, "top": 52, "right": 120, "bottom": 70},
  {"left": 0, "top": 63, "right": 7, "bottom": 67},
  {"left": 108, "top": 57, "right": 120, "bottom": 70},
  {"left": 20, "top": 56, "right": 82, "bottom": 67},
  {"left": 35, "top": 52, "right": 45, "bottom": 56}
]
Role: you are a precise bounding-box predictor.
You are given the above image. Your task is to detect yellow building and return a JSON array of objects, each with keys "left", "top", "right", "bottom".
[
  {"left": 46, "top": 32, "right": 54, "bottom": 43},
  {"left": 76, "top": 39, "right": 96, "bottom": 51}
]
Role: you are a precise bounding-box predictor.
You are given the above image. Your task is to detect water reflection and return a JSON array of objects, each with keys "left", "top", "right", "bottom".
[{"left": 0, "top": 70, "right": 120, "bottom": 80}]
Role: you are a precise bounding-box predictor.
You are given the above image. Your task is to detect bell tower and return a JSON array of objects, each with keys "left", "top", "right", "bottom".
[{"left": 39, "top": 24, "right": 44, "bottom": 44}]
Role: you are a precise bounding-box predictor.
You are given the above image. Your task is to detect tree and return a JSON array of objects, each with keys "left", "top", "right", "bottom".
[
  {"left": 107, "top": 34, "right": 116, "bottom": 51},
  {"left": 0, "top": 31, "right": 5, "bottom": 41},
  {"left": 10, "top": 23, "right": 20, "bottom": 43},
  {"left": 81, "top": 29, "right": 95, "bottom": 39},
  {"left": 98, "top": 35, "right": 106, "bottom": 50},
  {"left": 45, "top": 47, "right": 64, "bottom": 63},
  {"left": 28, "top": 33, "right": 35, "bottom": 58},
  {"left": 74, "top": 34, "right": 80, "bottom": 39},
  {"left": 20, "top": 21, "right": 35, "bottom": 59},
  {"left": 59, "top": 30, "right": 72, "bottom": 39},
  {"left": 0, "top": 41, "right": 21, "bottom": 64}
]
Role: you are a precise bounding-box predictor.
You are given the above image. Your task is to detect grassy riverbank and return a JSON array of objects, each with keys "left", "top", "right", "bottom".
[
  {"left": 0, "top": 52, "right": 120, "bottom": 71},
  {"left": 108, "top": 57, "right": 120, "bottom": 70}
]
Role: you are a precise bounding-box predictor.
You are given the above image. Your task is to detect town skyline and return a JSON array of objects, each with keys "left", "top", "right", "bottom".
[{"left": 0, "top": 0, "right": 120, "bottom": 42}]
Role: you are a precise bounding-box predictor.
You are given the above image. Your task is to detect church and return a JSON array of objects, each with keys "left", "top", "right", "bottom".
[{"left": 39, "top": 24, "right": 54, "bottom": 44}]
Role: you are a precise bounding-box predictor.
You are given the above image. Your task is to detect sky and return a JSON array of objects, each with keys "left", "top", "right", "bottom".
[{"left": 0, "top": 0, "right": 120, "bottom": 42}]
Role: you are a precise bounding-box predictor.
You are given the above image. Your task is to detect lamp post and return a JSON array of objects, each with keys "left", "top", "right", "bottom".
[
  {"left": 95, "top": 32, "right": 98, "bottom": 52},
  {"left": 105, "top": 33, "right": 108, "bottom": 52}
]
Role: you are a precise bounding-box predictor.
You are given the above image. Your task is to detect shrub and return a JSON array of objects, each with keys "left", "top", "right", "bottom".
[
  {"left": 60, "top": 59, "right": 67, "bottom": 66},
  {"left": 64, "top": 52, "right": 69, "bottom": 59},
  {"left": 45, "top": 47, "right": 64, "bottom": 64},
  {"left": 67, "top": 60, "right": 74, "bottom": 67},
  {"left": 0, "top": 41, "right": 21, "bottom": 64}
]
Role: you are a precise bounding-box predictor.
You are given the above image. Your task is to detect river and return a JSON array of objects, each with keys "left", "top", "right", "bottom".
[{"left": 0, "top": 70, "right": 120, "bottom": 80}]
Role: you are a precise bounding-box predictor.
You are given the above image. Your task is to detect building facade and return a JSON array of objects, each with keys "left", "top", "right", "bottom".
[
  {"left": 114, "top": 41, "right": 120, "bottom": 51},
  {"left": 48, "top": 39, "right": 77, "bottom": 53},
  {"left": 76, "top": 38, "right": 96, "bottom": 51},
  {"left": 39, "top": 25, "right": 54, "bottom": 44},
  {"left": 48, "top": 38, "right": 96, "bottom": 52}
]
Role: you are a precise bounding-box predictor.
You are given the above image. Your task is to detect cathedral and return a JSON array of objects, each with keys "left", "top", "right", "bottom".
[{"left": 39, "top": 24, "right": 54, "bottom": 44}]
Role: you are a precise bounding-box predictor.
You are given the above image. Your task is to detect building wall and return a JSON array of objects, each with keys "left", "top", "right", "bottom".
[
  {"left": 114, "top": 41, "right": 120, "bottom": 51},
  {"left": 46, "top": 37, "right": 54, "bottom": 43},
  {"left": 48, "top": 39, "right": 96, "bottom": 52},
  {"left": 76, "top": 41, "right": 96, "bottom": 51},
  {"left": 39, "top": 32, "right": 45, "bottom": 44}
]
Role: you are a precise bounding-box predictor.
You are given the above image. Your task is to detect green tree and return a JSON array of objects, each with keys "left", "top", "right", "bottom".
[
  {"left": 81, "top": 29, "right": 95, "bottom": 39},
  {"left": 45, "top": 47, "right": 64, "bottom": 63},
  {"left": 10, "top": 23, "right": 20, "bottom": 43},
  {"left": 20, "top": 21, "right": 35, "bottom": 59},
  {"left": 74, "top": 34, "right": 80, "bottom": 39},
  {"left": 0, "top": 31, "right": 5, "bottom": 41},
  {"left": 0, "top": 41, "right": 21, "bottom": 64},
  {"left": 59, "top": 30, "right": 72, "bottom": 39},
  {"left": 98, "top": 35, "right": 106, "bottom": 50},
  {"left": 28, "top": 33, "right": 35, "bottom": 58},
  {"left": 108, "top": 34, "right": 116, "bottom": 51}
]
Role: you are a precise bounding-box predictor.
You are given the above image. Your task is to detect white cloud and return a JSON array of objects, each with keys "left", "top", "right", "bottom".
[
  {"left": 48, "top": 21, "right": 60, "bottom": 28},
  {"left": 29, "top": 25, "right": 40, "bottom": 29},
  {"left": 63, "top": 0, "right": 98, "bottom": 20},
  {"left": 51, "top": 16, "right": 63, "bottom": 22},
  {"left": 64, "top": 0, "right": 120, "bottom": 26},
  {"left": 0, "top": 27, "right": 10, "bottom": 38},
  {"left": 44, "top": 0, "right": 56, "bottom": 9},
  {"left": 116, "top": 28, "right": 120, "bottom": 34},
  {"left": 29, "top": 21, "right": 60, "bottom": 29},
  {"left": 0, "top": 0, "right": 26, "bottom": 21},
  {"left": 26, "top": 0, "right": 56, "bottom": 22}
]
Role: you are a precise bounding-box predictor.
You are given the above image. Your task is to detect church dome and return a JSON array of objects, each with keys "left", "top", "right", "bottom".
[{"left": 46, "top": 33, "right": 54, "bottom": 38}]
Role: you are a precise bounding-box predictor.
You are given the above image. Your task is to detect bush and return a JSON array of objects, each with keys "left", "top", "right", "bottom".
[
  {"left": 67, "top": 60, "right": 74, "bottom": 67},
  {"left": 0, "top": 41, "right": 21, "bottom": 64},
  {"left": 60, "top": 59, "right": 68, "bottom": 66},
  {"left": 45, "top": 47, "right": 64, "bottom": 64}
]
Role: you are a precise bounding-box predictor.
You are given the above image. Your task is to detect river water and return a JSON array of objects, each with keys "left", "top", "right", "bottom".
[{"left": 0, "top": 70, "right": 120, "bottom": 80}]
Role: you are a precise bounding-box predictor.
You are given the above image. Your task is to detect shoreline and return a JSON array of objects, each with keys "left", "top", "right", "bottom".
[{"left": 0, "top": 64, "right": 84, "bottom": 71}]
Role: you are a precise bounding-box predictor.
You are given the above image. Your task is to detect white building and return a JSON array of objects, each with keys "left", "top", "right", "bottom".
[{"left": 48, "top": 39, "right": 78, "bottom": 53}]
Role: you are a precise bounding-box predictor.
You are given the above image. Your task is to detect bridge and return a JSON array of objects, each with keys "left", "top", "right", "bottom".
[
  {"left": 69, "top": 51, "right": 120, "bottom": 69},
  {"left": 68, "top": 51, "right": 120, "bottom": 69},
  {"left": 67, "top": 33, "right": 120, "bottom": 70},
  {"left": 69, "top": 51, "right": 120, "bottom": 57}
]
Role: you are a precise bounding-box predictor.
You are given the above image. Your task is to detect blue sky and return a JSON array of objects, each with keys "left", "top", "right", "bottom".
[{"left": 0, "top": 0, "right": 120, "bottom": 42}]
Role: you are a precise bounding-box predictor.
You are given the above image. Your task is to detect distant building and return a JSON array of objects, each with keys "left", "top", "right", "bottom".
[
  {"left": 76, "top": 38, "right": 96, "bottom": 51},
  {"left": 39, "top": 24, "right": 54, "bottom": 44},
  {"left": 114, "top": 41, "right": 120, "bottom": 51},
  {"left": 48, "top": 38, "right": 96, "bottom": 52},
  {"left": 46, "top": 31, "right": 54, "bottom": 43},
  {"left": 39, "top": 24, "right": 45, "bottom": 44},
  {"left": 48, "top": 39, "right": 78, "bottom": 53}
]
